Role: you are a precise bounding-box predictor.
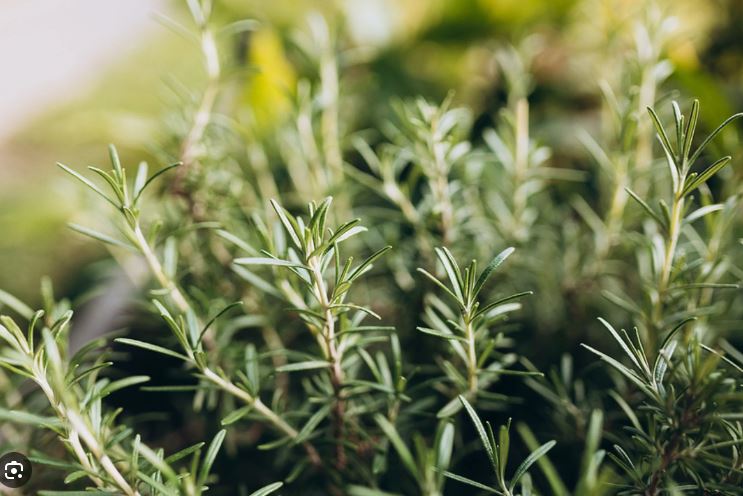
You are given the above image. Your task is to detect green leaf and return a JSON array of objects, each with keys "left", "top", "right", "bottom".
[
  {"left": 133, "top": 162, "right": 182, "bottom": 203},
  {"left": 681, "top": 156, "right": 732, "bottom": 196},
  {"left": 71, "top": 362, "right": 114, "bottom": 386},
  {"left": 115, "top": 338, "right": 189, "bottom": 361},
  {"left": 234, "top": 257, "right": 308, "bottom": 268},
  {"left": 133, "top": 161, "right": 149, "bottom": 200},
  {"left": 330, "top": 303, "right": 380, "bottom": 319},
  {"left": 700, "top": 344, "right": 743, "bottom": 374},
  {"left": 580, "top": 410, "right": 604, "bottom": 476},
  {"left": 108, "top": 143, "right": 123, "bottom": 179},
  {"left": 684, "top": 204, "right": 724, "bottom": 223},
  {"left": 39, "top": 492, "right": 119, "bottom": 495},
  {"left": 42, "top": 328, "right": 62, "bottom": 372},
  {"left": 659, "top": 134, "right": 680, "bottom": 193},
  {"left": 68, "top": 224, "right": 133, "bottom": 249},
  {"left": 349, "top": 246, "right": 392, "bottom": 282},
  {"left": 671, "top": 101, "right": 684, "bottom": 153},
  {"left": 417, "top": 268, "right": 460, "bottom": 303},
  {"left": 659, "top": 318, "right": 695, "bottom": 352},
  {"left": 217, "top": 229, "right": 257, "bottom": 255},
  {"left": 688, "top": 111, "right": 743, "bottom": 166},
  {"left": 136, "top": 471, "right": 177, "bottom": 495},
  {"left": 611, "top": 444, "right": 637, "bottom": 475},
  {"left": 625, "top": 188, "right": 665, "bottom": 228},
  {"left": 221, "top": 406, "right": 253, "bottom": 426},
  {"left": 375, "top": 414, "right": 418, "bottom": 479},
  {"left": 0, "top": 358, "right": 33, "bottom": 379},
  {"left": 580, "top": 343, "right": 648, "bottom": 393},
  {"left": 459, "top": 395, "right": 496, "bottom": 472},
  {"left": 473, "top": 247, "right": 515, "bottom": 298},
  {"left": 681, "top": 99, "right": 699, "bottom": 162},
  {"left": 653, "top": 340, "right": 677, "bottom": 386},
  {"left": 244, "top": 343, "right": 260, "bottom": 393},
  {"left": 28, "top": 453, "right": 82, "bottom": 471},
  {"left": 276, "top": 360, "right": 330, "bottom": 372},
  {"left": 498, "top": 421, "right": 510, "bottom": 481},
  {"left": 219, "top": 19, "right": 261, "bottom": 38},
  {"left": 258, "top": 436, "right": 292, "bottom": 451},
  {"left": 441, "top": 470, "right": 500, "bottom": 493},
  {"left": 99, "top": 375, "right": 150, "bottom": 397},
  {"left": 516, "top": 423, "right": 569, "bottom": 496},
  {"left": 348, "top": 486, "right": 401, "bottom": 496},
  {"left": 198, "top": 301, "right": 243, "bottom": 346},
  {"left": 131, "top": 434, "right": 140, "bottom": 483},
  {"left": 248, "top": 482, "right": 284, "bottom": 496},
  {"left": 436, "top": 422, "right": 455, "bottom": 472},
  {"left": 152, "top": 300, "right": 188, "bottom": 348},
  {"left": 87, "top": 166, "right": 124, "bottom": 203},
  {"left": 295, "top": 404, "right": 331, "bottom": 443},
  {"left": 0, "top": 289, "right": 34, "bottom": 319},
  {"left": 198, "top": 429, "right": 226, "bottom": 485},
  {"left": 508, "top": 440, "right": 556, "bottom": 491},
  {"left": 597, "top": 318, "right": 644, "bottom": 375},
  {"left": 0, "top": 407, "right": 63, "bottom": 430},
  {"left": 416, "top": 326, "right": 466, "bottom": 342},
  {"left": 308, "top": 197, "right": 332, "bottom": 233},
  {"left": 57, "top": 162, "right": 119, "bottom": 208},
  {"left": 658, "top": 199, "right": 671, "bottom": 229},
  {"left": 437, "top": 396, "right": 464, "bottom": 418},
  {"left": 61, "top": 472, "right": 91, "bottom": 484},
  {"left": 164, "top": 441, "right": 205, "bottom": 464},
  {"left": 435, "top": 247, "right": 464, "bottom": 301},
  {"left": 232, "top": 265, "right": 281, "bottom": 297},
  {"left": 141, "top": 385, "right": 208, "bottom": 392},
  {"left": 601, "top": 290, "right": 642, "bottom": 315},
  {"left": 335, "top": 224, "right": 367, "bottom": 243},
  {"left": 270, "top": 199, "right": 302, "bottom": 249},
  {"left": 137, "top": 443, "right": 178, "bottom": 481},
  {"left": 474, "top": 292, "right": 532, "bottom": 319},
  {"left": 646, "top": 106, "right": 676, "bottom": 162},
  {"left": 25, "top": 309, "right": 40, "bottom": 352},
  {"left": 572, "top": 196, "right": 605, "bottom": 235}
]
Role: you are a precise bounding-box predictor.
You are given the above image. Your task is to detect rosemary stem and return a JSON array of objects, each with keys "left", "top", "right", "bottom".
[
  {"left": 309, "top": 255, "right": 347, "bottom": 469},
  {"left": 133, "top": 223, "right": 190, "bottom": 315},
  {"left": 133, "top": 223, "right": 322, "bottom": 464},
  {"left": 465, "top": 317, "right": 478, "bottom": 393},
  {"left": 34, "top": 373, "right": 138, "bottom": 495},
  {"left": 659, "top": 195, "right": 684, "bottom": 295}
]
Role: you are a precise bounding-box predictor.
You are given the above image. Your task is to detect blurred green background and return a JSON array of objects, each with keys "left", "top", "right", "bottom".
[{"left": 0, "top": 0, "right": 740, "bottom": 304}]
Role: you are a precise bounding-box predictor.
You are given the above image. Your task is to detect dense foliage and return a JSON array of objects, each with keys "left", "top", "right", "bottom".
[{"left": 1, "top": 1, "right": 742, "bottom": 494}]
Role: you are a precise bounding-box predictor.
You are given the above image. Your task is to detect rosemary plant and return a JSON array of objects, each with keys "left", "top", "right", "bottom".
[
  {"left": 417, "top": 247, "right": 532, "bottom": 416},
  {"left": 1, "top": 1, "right": 742, "bottom": 494},
  {"left": 0, "top": 288, "right": 280, "bottom": 496}
]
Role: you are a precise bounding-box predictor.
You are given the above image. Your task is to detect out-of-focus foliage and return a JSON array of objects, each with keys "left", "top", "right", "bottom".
[{"left": 1, "top": 0, "right": 743, "bottom": 494}]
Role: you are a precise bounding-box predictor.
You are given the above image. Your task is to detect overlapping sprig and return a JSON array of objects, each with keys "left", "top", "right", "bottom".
[
  {"left": 417, "top": 246, "right": 534, "bottom": 416},
  {"left": 0, "top": 289, "right": 281, "bottom": 495}
]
